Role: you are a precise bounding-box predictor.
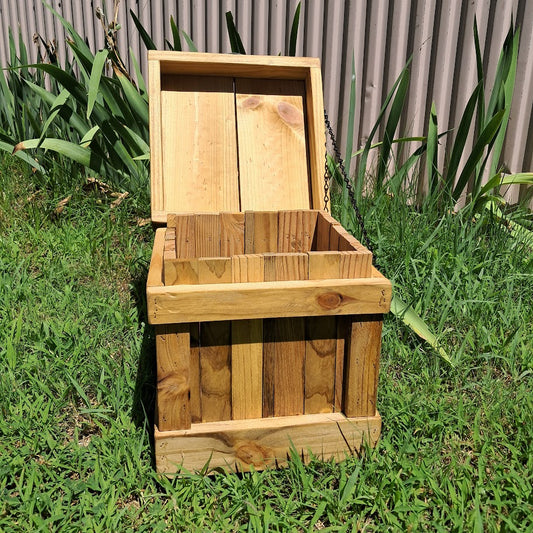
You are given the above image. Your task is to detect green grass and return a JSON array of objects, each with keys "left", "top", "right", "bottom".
[{"left": 1, "top": 156, "right": 532, "bottom": 531}]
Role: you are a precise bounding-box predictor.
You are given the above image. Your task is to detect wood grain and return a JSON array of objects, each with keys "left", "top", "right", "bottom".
[
  {"left": 304, "top": 317, "right": 336, "bottom": 413},
  {"left": 189, "top": 323, "right": 201, "bottom": 423},
  {"left": 343, "top": 315, "right": 383, "bottom": 417},
  {"left": 160, "top": 75, "right": 239, "bottom": 214},
  {"left": 164, "top": 227, "right": 177, "bottom": 260},
  {"left": 245, "top": 211, "right": 279, "bottom": 253},
  {"left": 264, "top": 253, "right": 307, "bottom": 417},
  {"left": 278, "top": 210, "right": 318, "bottom": 252},
  {"left": 155, "top": 324, "right": 191, "bottom": 431},
  {"left": 236, "top": 79, "right": 311, "bottom": 211},
  {"left": 199, "top": 321, "right": 231, "bottom": 422},
  {"left": 163, "top": 259, "right": 199, "bottom": 285},
  {"left": 195, "top": 213, "right": 221, "bottom": 258},
  {"left": 220, "top": 212, "right": 245, "bottom": 256},
  {"left": 231, "top": 319, "right": 263, "bottom": 420},
  {"left": 231, "top": 254, "right": 264, "bottom": 283},
  {"left": 197, "top": 257, "right": 232, "bottom": 284},
  {"left": 308, "top": 251, "right": 340, "bottom": 280},
  {"left": 147, "top": 228, "right": 166, "bottom": 287},
  {"left": 147, "top": 277, "right": 392, "bottom": 324},
  {"left": 154, "top": 412, "right": 381, "bottom": 473},
  {"left": 168, "top": 214, "right": 196, "bottom": 259}
]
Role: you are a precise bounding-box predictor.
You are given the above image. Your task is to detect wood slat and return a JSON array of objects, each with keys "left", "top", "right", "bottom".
[
  {"left": 163, "top": 227, "right": 177, "bottom": 260},
  {"left": 343, "top": 315, "right": 383, "bottom": 417},
  {"left": 236, "top": 78, "right": 311, "bottom": 211},
  {"left": 154, "top": 412, "right": 381, "bottom": 473},
  {"left": 195, "top": 213, "right": 221, "bottom": 258},
  {"left": 147, "top": 228, "right": 166, "bottom": 287},
  {"left": 334, "top": 317, "right": 348, "bottom": 412},
  {"left": 168, "top": 214, "right": 196, "bottom": 259},
  {"left": 263, "top": 252, "right": 307, "bottom": 417},
  {"left": 231, "top": 254, "right": 264, "bottom": 283},
  {"left": 199, "top": 321, "right": 232, "bottom": 422},
  {"left": 244, "top": 211, "right": 279, "bottom": 253},
  {"left": 231, "top": 319, "right": 263, "bottom": 420},
  {"left": 160, "top": 76, "right": 239, "bottom": 214},
  {"left": 278, "top": 210, "right": 318, "bottom": 252},
  {"left": 197, "top": 257, "right": 232, "bottom": 284},
  {"left": 155, "top": 324, "right": 191, "bottom": 431},
  {"left": 164, "top": 259, "right": 199, "bottom": 285},
  {"left": 308, "top": 251, "right": 340, "bottom": 280},
  {"left": 304, "top": 317, "right": 337, "bottom": 413},
  {"left": 147, "top": 277, "right": 392, "bottom": 324},
  {"left": 220, "top": 212, "right": 245, "bottom": 256},
  {"left": 190, "top": 323, "right": 202, "bottom": 423}
]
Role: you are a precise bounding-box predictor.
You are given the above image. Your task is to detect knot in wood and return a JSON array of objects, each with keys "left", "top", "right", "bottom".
[
  {"left": 277, "top": 101, "right": 303, "bottom": 127},
  {"left": 317, "top": 292, "right": 343, "bottom": 310}
]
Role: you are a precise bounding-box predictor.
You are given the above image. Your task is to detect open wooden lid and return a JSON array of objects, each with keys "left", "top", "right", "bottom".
[{"left": 148, "top": 52, "right": 326, "bottom": 224}]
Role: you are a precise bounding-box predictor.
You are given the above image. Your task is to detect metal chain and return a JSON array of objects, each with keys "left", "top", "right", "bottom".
[{"left": 324, "top": 110, "right": 377, "bottom": 264}]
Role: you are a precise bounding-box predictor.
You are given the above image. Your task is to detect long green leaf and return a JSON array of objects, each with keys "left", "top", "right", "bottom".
[
  {"left": 489, "top": 25, "right": 519, "bottom": 177},
  {"left": 225, "top": 12, "right": 246, "bottom": 54},
  {"left": 452, "top": 109, "right": 505, "bottom": 202},
  {"left": 340, "top": 54, "right": 357, "bottom": 227},
  {"left": 129, "top": 48, "right": 147, "bottom": 99},
  {"left": 79, "top": 125, "right": 100, "bottom": 147},
  {"left": 444, "top": 83, "right": 482, "bottom": 197},
  {"left": 87, "top": 49, "right": 108, "bottom": 119},
  {"left": 170, "top": 16, "right": 182, "bottom": 51},
  {"left": 38, "top": 88, "right": 71, "bottom": 147},
  {"left": 13, "top": 137, "right": 104, "bottom": 173},
  {"left": 288, "top": 2, "right": 301, "bottom": 56},
  {"left": 391, "top": 295, "right": 453, "bottom": 365},
  {"left": 181, "top": 31, "right": 198, "bottom": 52},
  {"left": 0, "top": 140, "right": 46, "bottom": 172},
  {"left": 115, "top": 72, "right": 149, "bottom": 128},
  {"left": 376, "top": 68, "right": 410, "bottom": 191},
  {"left": 130, "top": 10, "right": 157, "bottom": 50},
  {"left": 426, "top": 102, "right": 439, "bottom": 196},
  {"left": 356, "top": 58, "right": 412, "bottom": 201}
]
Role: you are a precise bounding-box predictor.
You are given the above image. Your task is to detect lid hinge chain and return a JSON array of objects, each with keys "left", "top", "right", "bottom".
[{"left": 324, "top": 110, "right": 378, "bottom": 267}]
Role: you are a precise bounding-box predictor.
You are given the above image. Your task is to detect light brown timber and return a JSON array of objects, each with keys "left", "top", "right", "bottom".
[
  {"left": 147, "top": 277, "right": 392, "bottom": 324},
  {"left": 343, "top": 315, "right": 383, "bottom": 417},
  {"left": 199, "top": 321, "right": 232, "bottom": 422},
  {"left": 169, "top": 214, "right": 196, "bottom": 259},
  {"left": 220, "top": 212, "right": 245, "bottom": 256},
  {"left": 197, "top": 257, "right": 232, "bottom": 284},
  {"left": 155, "top": 324, "right": 191, "bottom": 431},
  {"left": 304, "top": 317, "right": 336, "bottom": 413},
  {"left": 147, "top": 228, "right": 165, "bottom": 287},
  {"left": 154, "top": 412, "right": 381, "bottom": 473}
]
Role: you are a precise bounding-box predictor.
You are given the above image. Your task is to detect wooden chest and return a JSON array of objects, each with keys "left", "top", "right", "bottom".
[{"left": 145, "top": 52, "right": 391, "bottom": 473}]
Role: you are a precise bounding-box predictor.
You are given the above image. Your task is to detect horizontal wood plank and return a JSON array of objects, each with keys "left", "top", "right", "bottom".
[
  {"left": 154, "top": 412, "right": 381, "bottom": 473},
  {"left": 147, "top": 277, "right": 391, "bottom": 323}
]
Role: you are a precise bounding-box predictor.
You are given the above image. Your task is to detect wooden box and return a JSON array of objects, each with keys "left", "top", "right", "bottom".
[{"left": 146, "top": 52, "right": 391, "bottom": 473}]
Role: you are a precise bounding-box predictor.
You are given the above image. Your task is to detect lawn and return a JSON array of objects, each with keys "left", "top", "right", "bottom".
[{"left": 1, "top": 154, "right": 532, "bottom": 531}]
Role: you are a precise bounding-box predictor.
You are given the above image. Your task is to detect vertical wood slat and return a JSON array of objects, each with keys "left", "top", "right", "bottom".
[
  {"left": 278, "top": 210, "right": 318, "bottom": 252},
  {"left": 190, "top": 322, "right": 202, "bottom": 423},
  {"left": 199, "top": 320, "right": 232, "bottom": 422},
  {"left": 263, "top": 252, "right": 307, "bottom": 418},
  {"left": 195, "top": 213, "right": 221, "bottom": 257},
  {"left": 244, "top": 211, "right": 279, "bottom": 253},
  {"left": 220, "top": 212, "right": 245, "bottom": 256},
  {"left": 343, "top": 314, "right": 384, "bottom": 417},
  {"left": 155, "top": 324, "right": 191, "bottom": 431},
  {"left": 159, "top": 76, "right": 239, "bottom": 215},
  {"left": 304, "top": 316, "right": 337, "bottom": 413},
  {"left": 235, "top": 78, "right": 311, "bottom": 211},
  {"left": 168, "top": 214, "right": 196, "bottom": 259}
]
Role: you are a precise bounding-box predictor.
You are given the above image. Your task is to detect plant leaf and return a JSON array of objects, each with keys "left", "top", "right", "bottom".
[
  {"left": 225, "top": 12, "right": 246, "bottom": 54},
  {"left": 130, "top": 10, "right": 157, "bottom": 50},
  {"left": 391, "top": 295, "right": 453, "bottom": 365},
  {"left": 87, "top": 49, "right": 108, "bottom": 120},
  {"left": 288, "top": 2, "right": 301, "bottom": 56},
  {"left": 170, "top": 15, "right": 182, "bottom": 51}
]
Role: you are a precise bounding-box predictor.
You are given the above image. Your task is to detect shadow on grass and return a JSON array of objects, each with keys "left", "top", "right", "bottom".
[{"left": 130, "top": 270, "right": 157, "bottom": 464}]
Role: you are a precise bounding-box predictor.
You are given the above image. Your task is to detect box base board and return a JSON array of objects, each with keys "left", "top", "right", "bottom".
[{"left": 155, "top": 411, "right": 381, "bottom": 473}]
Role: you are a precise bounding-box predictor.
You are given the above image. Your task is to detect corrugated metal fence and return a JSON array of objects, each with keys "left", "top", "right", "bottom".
[{"left": 0, "top": 0, "right": 532, "bottom": 204}]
